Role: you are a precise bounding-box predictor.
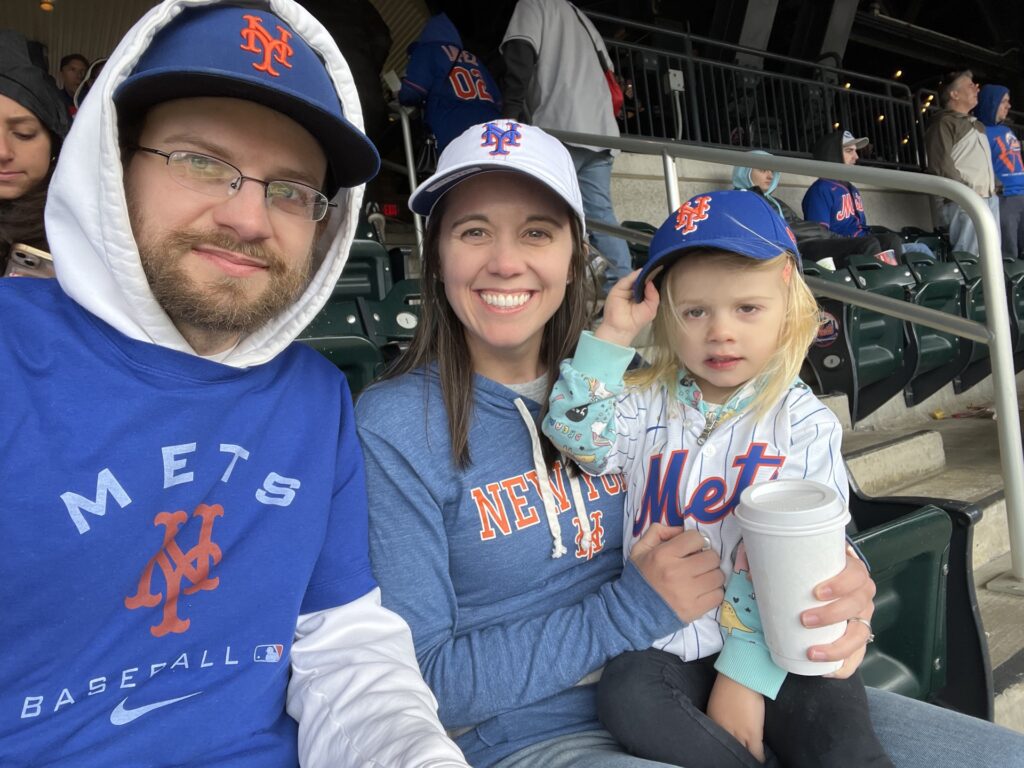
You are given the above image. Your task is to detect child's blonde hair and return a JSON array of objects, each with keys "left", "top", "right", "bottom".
[{"left": 626, "top": 248, "right": 820, "bottom": 419}]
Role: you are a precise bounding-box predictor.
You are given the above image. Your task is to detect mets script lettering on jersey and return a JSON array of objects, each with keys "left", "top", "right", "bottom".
[
  {"left": 635, "top": 442, "right": 785, "bottom": 536},
  {"left": 481, "top": 121, "right": 522, "bottom": 156},
  {"left": 835, "top": 191, "right": 864, "bottom": 222},
  {"left": 125, "top": 504, "right": 224, "bottom": 637},
  {"left": 674, "top": 196, "right": 712, "bottom": 234},
  {"left": 239, "top": 14, "right": 294, "bottom": 77}
]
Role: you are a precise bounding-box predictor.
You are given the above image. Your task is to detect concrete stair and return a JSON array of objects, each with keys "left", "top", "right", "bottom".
[{"left": 821, "top": 387, "right": 1024, "bottom": 734}]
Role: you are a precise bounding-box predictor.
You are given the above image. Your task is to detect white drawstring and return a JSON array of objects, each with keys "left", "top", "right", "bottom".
[
  {"left": 568, "top": 474, "right": 594, "bottom": 553},
  {"left": 514, "top": 398, "right": 568, "bottom": 558}
]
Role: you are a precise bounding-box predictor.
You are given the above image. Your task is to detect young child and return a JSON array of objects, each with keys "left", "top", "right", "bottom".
[{"left": 543, "top": 189, "right": 891, "bottom": 768}]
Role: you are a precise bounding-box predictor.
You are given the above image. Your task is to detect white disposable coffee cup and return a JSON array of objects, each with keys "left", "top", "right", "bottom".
[{"left": 734, "top": 480, "right": 851, "bottom": 675}]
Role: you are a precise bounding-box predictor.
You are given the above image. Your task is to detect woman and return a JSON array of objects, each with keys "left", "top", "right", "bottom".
[
  {"left": 0, "top": 31, "right": 70, "bottom": 274},
  {"left": 357, "top": 122, "right": 1024, "bottom": 768}
]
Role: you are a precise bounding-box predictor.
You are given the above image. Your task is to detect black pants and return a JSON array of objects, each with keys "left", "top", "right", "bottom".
[
  {"left": 597, "top": 648, "right": 893, "bottom": 768},
  {"left": 799, "top": 235, "right": 884, "bottom": 270}
]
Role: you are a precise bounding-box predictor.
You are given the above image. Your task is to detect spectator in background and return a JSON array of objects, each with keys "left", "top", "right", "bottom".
[
  {"left": 0, "top": 30, "right": 69, "bottom": 273},
  {"left": 734, "top": 152, "right": 894, "bottom": 269},
  {"left": 399, "top": 13, "right": 502, "bottom": 152},
  {"left": 57, "top": 52, "right": 88, "bottom": 116},
  {"left": 925, "top": 69, "right": 999, "bottom": 257},
  {"left": 501, "top": 0, "right": 631, "bottom": 294},
  {"left": 803, "top": 130, "right": 910, "bottom": 261},
  {"left": 74, "top": 57, "right": 107, "bottom": 109},
  {"left": 975, "top": 84, "right": 1024, "bottom": 260}
]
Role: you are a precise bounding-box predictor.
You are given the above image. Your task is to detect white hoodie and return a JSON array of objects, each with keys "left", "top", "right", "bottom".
[{"left": 43, "top": 1, "right": 468, "bottom": 765}]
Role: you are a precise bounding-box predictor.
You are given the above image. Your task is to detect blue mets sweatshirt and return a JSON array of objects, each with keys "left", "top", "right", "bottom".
[
  {"left": 976, "top": 84, "right": 1024, "bottom": 197},
  {"left": 356, "top": 366, "right": 683, "bottom": 767},
  {"left": 802, "top": 131, "right": 870, "bottom": 237}
]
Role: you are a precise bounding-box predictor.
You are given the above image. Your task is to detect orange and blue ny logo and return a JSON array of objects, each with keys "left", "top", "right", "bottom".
[
  {"left": 239, "top": 14, "right": 294, "bottom": 77},
  {"left": 125, "top": 503, "right": 224, "bottom": 637},
  {"left": 674, "top": 196, "right": 712, "bottom": 234}
]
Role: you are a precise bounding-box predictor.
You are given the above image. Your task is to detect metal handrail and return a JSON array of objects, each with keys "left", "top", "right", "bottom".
[
  {"left": 585, "top": 10, "right": 913, "bottom": 96},
  {"left": 549, "top": 127, "right": 1024, "bottom": 585}
]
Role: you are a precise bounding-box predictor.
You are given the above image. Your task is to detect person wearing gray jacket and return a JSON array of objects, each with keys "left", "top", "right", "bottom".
[{"left": 924, "top": 69, "right": 1000, "bottom": 256}]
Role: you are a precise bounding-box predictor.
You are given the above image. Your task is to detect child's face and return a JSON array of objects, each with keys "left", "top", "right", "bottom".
[{"left": 665, "top": 253, "right": 788, "bottom": 403}]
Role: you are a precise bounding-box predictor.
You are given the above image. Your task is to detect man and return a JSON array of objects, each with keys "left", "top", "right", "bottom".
[
  {"left": 0, "top": 2, "right": 468, "bottom": 766},
  {"left": 802, "top": 130, "right": 907, "bottom": 262},
  {"left": 925, "top": 69, "right": 1000, "bottom": 256},
  {"left": 57, "top": 52, "right": 88, "bottom": 115},
  {"left": 975, "top": 84, "right": 1024, "bottom": 259},
  {"left": 501, "top": 0, "right": 631, "bottom": 293},
  {"left": 399, "top": 12, "right": 502, "bottom": 152}
]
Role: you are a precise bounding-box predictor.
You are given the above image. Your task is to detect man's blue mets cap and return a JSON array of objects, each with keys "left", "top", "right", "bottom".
[
  {"left": 632, "top": 189, "right": 801, "bottom": 301},
  {"left": 114, "top": 4, "right": 380, "bottom": 194}
]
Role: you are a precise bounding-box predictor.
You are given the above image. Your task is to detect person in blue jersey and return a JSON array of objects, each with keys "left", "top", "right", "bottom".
[
  {"left": 543, "top": 189, "right": 890, "bottom": 768},
  {"left": 0, "top": 2, "right": 467, "bottom": 767},
  {"left": 732, "top": 152, "right": 894, "bottom": 270},
  {"left": 802, "top": 130, "right": 908, "bottom": 261},
  {"left": 398, "top": 13, "right": 502, "bottom": 152},
  {"left": 975, "top": 84, "right": 1024, "bottom": 259}
]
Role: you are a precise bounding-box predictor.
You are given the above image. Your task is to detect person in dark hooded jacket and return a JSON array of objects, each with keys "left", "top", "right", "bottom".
[
  {"left": 802, "top": 131, "right": 908, "bottom": 261},
  {"left": 399, "top": 13, "right": 502, "bottom": 152},
  {"left": 0, "top": 30, "right": 69, "bottom": 274},
  {"left": 975, "top": 84, "right": 1024, "bottom": 259}
]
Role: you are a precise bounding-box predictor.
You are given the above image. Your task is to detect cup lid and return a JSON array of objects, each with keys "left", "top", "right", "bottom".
[{"left": 735, "top": 480, "right": 848, "bottom": 531}]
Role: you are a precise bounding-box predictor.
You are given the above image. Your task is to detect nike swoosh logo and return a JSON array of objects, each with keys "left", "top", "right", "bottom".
[{"left": 109, "top": 691, "right": 203, "bottom": 725}]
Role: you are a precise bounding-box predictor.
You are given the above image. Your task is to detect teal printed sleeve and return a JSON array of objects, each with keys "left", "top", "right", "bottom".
[
  {"left": 543, "top": 331, "right": 635, "bottom": 475},
  {"left": 713, "top": 543, "right": 787, "bottom": 699}
]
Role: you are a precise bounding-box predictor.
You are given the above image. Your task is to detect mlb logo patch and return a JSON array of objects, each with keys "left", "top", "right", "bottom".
[{"left": 253, "top": 644, "right": 285, "bottom": 663}]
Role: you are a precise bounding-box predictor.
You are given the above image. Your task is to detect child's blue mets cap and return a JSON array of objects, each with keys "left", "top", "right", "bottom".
[
  {"left": 114, "top": 4, "right": 379, "bottom": 194},
  {"left": 632, "top": 189, "right": 801, "bottom": 301}
]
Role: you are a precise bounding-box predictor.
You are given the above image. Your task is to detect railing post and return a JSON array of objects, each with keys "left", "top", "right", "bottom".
[
  {"left": 682, "top": 34, "right": 703, "bottom": 143},
  {"left": 397, "top": 107, "right": 424, "bottom": 256},
  {"left": 661, "top": 150, "right": 680, "bottom": 214}
]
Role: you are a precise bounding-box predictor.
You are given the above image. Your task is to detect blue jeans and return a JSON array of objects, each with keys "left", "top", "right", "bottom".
[
  {"left": 937, "top": 196, "right": 1001, "bottom": 257},
  {"left": 567, "top": 145, "right": 632, "bottom": 290},
  {"left": 492, "top": 687, "right": 1024, "bottom": 768}
]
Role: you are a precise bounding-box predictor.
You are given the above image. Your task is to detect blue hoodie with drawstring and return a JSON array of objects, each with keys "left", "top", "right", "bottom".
[
  {"left": 398, "top": 14, "right": 502, "bottom": 151},
  {"left": 976, "top": 84, "right": 1024, "bottom": 197}
]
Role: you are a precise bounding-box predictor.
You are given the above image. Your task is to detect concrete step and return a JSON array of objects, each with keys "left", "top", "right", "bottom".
[{"left": 843, "top": 428, "right": 946, "bottom": 497}]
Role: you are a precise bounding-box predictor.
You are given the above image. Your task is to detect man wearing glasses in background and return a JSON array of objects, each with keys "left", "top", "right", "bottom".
[
  {"left": 0, "top": 2, "right": 467, "bottom": 767},
  {"left": 925, "top": 69, "right": 1000, "bottom": 256}
]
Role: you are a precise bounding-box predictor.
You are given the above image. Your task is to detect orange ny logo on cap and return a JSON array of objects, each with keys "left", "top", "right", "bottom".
[
  {"left": 239, "top": 14, "right": 294, "bottom": 77},
  {"left": 674, "top": 195, "right": 712, "bottom": 235}
]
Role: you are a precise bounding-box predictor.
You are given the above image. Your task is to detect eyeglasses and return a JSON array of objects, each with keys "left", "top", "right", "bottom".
[{"left": 131, "top": 146, "right": 335, "bottom": 222}]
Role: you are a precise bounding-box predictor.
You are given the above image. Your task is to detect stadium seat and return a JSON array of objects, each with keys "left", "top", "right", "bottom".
[
  {"left": 843, "top": 256, "right": 917, "bottom": 420},
  {"left": 850, "top": 488, "right": 992, "bottom": 720},
  {"left": 297, "top": 334, "right": 383, "bottom": 397},
  {"left": 358, "top": 278, "right": 422, "bottom": 361},
  {"left": 902, "top": 255, "right": 965, "bottom": 405},
  {"left": 333, "top": 239, "right": 394, "bottom": 300},
  {"left": 948, "top": 252, "right": 992, "bottom": 394}
]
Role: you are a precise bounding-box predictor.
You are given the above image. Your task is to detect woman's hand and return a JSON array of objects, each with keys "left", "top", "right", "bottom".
[
  {"left": 707, "top": 674, "right": 766, "bottom": 763},
  {"left": 801, "top": 548, "right": 876, "bottom": 678},
  {"left": 594, "top": 269, "right": 659, "bottom": 348},
  {"left": 629, "top": 524, "right": 725, "bottom": 623}
]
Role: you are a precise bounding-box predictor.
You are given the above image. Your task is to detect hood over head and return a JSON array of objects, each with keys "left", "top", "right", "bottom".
[
  {"left": 975, "top": 84, "right": 1009, "bottom": 127},
  {"left": 0, "top": 30, "right": 70, "bottom": 144},
  {"left": 811, "top": 130, "right": 845, "bottom": 163},
  {"left": 45, "top": 0, "right": 378, "bottom": 368},
  {"left": 731, "top": 149, "right": 780, "bottom": 195},
  {"left": 407, "top": 13, "right": 462, "bottom": 53}
]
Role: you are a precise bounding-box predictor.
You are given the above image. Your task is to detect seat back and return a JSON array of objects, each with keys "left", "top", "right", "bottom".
[
  {"left": 334, "top": 239, "right": 394, "bottom": 301},
  {"left": 297, "top": 334, "right": 383, "bottom": 397}
]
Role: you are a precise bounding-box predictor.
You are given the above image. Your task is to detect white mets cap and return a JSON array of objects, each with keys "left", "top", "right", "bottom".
[{"left": 409, "top": 121, "right": 586, "bottom": 234}]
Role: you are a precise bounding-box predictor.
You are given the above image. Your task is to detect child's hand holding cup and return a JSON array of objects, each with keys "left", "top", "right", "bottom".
[{"left": 734, "top": 480, "right": 852, "bottom": 675}]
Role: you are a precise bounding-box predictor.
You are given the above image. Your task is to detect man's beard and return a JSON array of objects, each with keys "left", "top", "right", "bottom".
[{"left": 136, "top": 227, "right": 313, "bottom": 337}]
